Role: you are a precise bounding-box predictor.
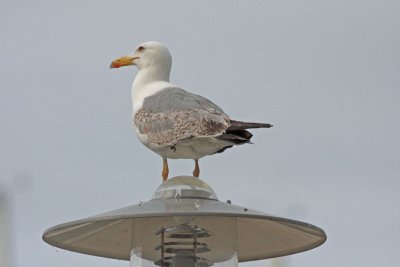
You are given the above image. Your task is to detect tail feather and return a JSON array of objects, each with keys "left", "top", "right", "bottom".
[
  {"left": 228, "top": 120, "right": 273, "bottom": 131},
  {"left": 218, "top": 133, "right": 251, "bottom": 144},
  {"left": 216, "top": 119, "right": 272, "bottom": 146}
]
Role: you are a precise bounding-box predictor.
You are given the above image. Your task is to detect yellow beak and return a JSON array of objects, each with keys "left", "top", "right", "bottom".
[{"left": 110, "top": 56, "right": 137, "bottom": 69}]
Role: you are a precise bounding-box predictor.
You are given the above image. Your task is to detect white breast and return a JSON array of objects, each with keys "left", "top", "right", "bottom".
[{"left": 135, "top": 133, "right": 233, "bottom": 160}]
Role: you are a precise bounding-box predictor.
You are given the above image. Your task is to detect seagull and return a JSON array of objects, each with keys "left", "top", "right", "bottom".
[{"left": 110, "top": 41, "right": 272, "bottom": 181}]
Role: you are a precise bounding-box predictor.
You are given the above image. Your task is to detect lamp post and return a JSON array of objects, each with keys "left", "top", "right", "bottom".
[
  {"left": 43, "top": 176, "right": 326, "bottom": 267},
  {"left": 0, "top": 192, "right": 12, "bottom": 267}
]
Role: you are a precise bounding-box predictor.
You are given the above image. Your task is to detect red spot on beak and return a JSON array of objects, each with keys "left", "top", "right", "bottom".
[{"left": 110, "top": 62, "right": 120, "bottom": 69}]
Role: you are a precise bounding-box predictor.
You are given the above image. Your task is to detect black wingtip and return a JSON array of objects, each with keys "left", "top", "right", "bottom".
[
  {"left": 258, "top": 123, "right": 273, "bottom": 128},
  {"left": 228, "top": 120, "right": 273, "bottom": 129}
]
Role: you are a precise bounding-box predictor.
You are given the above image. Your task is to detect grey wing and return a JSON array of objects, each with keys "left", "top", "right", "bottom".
[{"left": 134, "top": 87, "right": 230, "bottom": 145}]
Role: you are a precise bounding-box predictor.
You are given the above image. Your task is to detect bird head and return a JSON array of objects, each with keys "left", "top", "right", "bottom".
[{"left": 110, "top": 41, "right": 172, "bottom": 71}]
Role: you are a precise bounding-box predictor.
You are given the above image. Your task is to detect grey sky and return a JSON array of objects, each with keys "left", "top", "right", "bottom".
[{"left": 1, "top": 1, "right": 399, "bottom": 267}]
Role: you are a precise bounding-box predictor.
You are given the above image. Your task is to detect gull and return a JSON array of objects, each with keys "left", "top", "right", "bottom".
[{"left": 110, "top": 41, "right": 272, "bottom": 181}]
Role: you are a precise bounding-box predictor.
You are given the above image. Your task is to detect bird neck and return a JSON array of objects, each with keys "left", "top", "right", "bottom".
[
  {"left": 131, "top": 66, "right": 171, "bottom": 112},
  {"left": 133, "top": 66, "right": 171, "bottom": 86},
  {"left": 133, "top": 66, "right": 170, "bottom": 89}
]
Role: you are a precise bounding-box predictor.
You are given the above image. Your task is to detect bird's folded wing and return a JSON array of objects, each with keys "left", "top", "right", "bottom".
[{"left": 134, "top": 87, "right": 230, "bottom": 145}]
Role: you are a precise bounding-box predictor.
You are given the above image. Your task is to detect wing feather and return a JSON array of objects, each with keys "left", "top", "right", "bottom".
[{"left": 134, "top": 88, "right": 230, "bottom": 145}]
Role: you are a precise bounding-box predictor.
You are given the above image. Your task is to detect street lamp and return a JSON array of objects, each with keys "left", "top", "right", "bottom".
[{"left": 43, "top": 176, "right": 326, "bottom": 267}]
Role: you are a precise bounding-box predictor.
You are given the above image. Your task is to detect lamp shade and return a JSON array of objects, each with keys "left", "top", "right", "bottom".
[{"left": 43, "top": 176, "right": 326, "bottom": 264}]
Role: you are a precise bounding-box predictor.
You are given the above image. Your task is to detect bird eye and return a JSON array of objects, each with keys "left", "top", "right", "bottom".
[{"left": 137, "top": 46, "right": 145, "bottom": 52}]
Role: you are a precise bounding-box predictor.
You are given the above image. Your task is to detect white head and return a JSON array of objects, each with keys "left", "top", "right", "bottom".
[{"left": 110, "top": 41, "right": 172, "bottom": 72}]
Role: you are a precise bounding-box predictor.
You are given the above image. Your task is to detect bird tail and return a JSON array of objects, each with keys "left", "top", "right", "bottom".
[
  {"left": 227, "top": 120, "right": 273, "bottom": 131},
  {"left": 216, "top": 119, "right": 273, "bottom": 146}
]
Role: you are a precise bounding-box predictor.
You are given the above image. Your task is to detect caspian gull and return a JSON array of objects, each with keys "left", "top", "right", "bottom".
[{"left": 110, "top": 41, "right": 272, "bottom": 181}]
